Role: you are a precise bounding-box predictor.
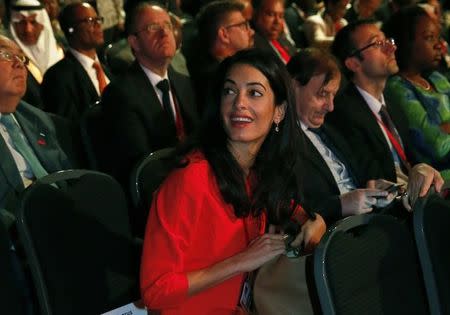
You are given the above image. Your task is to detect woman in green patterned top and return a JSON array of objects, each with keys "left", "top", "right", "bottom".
[{"left": 384, "top": 5, "right": 450, "bottom": 176}]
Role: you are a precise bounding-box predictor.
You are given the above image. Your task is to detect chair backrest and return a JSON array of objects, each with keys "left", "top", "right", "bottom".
[
  {"left": 17, "top": 170, "right": 140, "bottom": 315},
  {"left": 0, "top": 220, "right": 28, "bottom": 314},
  {"left": 413, "top": 194, "right": 450, "bottom": 315},
  {"left": 80, "top": 102, "right": 107, "bottom": 170},
  {"left": 129, "top": 147, "right": 177, "bottom": 236},
  {"left": 314, "top": 214, "right": 428, "bottom": 315}
]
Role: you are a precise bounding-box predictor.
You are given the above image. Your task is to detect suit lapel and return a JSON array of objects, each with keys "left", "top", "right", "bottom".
[
  {"left": 67, "top": 52, "right": 99, "bottom": 99},
  {"left": 0, "top": 133, "right": 23, "bottom": 191}
]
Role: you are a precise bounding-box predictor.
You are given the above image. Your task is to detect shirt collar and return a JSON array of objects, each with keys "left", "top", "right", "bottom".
[
  {"left": 139, "top": 64, "right": 169, "bottom": 87},
  {"left": 298, "top": 119, "right": 310, "bottom": 132},
  {"left": 69, "top": 48, "right": 99, "bottom": 68},
  {"left": 355, "top": 84, "right": 386, "bottom": 115}
]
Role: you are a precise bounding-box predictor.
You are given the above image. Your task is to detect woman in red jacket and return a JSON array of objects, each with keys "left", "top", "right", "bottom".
[{"left": 140, "top": 48, "right": 326, "bottom": 314}]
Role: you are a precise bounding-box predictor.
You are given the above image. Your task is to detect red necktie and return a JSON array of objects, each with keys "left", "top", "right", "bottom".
[
  {"left": 92, "top": 62, "right": 107, "bottom": 94},
  {"left": 270, "top": 39, "right": 291, "bottom": 63}
]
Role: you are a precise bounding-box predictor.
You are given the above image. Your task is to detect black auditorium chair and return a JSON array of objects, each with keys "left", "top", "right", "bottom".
[
  {"left": 129, "top": 147, "right": 177, "bottom": 236},
  {"left": 413, "top": 192, "right": 450, "bottom": 315},
  {"left": 16, "top": 170, "right": 142, "bottom": 315},
  {"left": 313, "top": 213, "right": 429, "bottom": 315}
]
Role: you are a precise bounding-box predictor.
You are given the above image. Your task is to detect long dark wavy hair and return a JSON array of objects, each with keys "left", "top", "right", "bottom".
[{"left": 180, "top": 48, "right": 301, "bottom": 225}]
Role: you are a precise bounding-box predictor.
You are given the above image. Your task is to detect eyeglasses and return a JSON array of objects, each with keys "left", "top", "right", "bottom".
[
  {"left": 75, "top": 16, "right": 104, "bottom": 26},
  {"left": 225, "top": 20, "right": 251, "bottom": 31},
  {"left": 134, "top": 22, "right": 173, "bottom": 35},
  {"left": 0, "top": 50, "right": 29, "bottom": 66},
  {"left": 349, "top": 38, "right": 396, "bottom": 57}
]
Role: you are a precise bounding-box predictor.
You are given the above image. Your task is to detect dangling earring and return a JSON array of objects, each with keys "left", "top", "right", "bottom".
[{"left": 275, "top": 122, "right": 280, "bottom": 133}]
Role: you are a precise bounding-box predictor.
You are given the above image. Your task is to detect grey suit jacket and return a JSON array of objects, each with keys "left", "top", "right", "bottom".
[{"left": 0, "top": 101, "right": 71, "bottom": 208}]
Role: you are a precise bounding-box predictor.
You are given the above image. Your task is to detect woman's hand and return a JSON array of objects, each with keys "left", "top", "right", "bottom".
[
  {"left": 290, "top": 213, "right": 326, "bottom": 253},
  {"left": 233, "top": 229, "right": 285, "bottom": 273}
]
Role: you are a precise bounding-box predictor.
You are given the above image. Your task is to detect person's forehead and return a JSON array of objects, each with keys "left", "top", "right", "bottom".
[
  {"left": 73, "top": 4, "right": 96, "bottom": 18},
  {"left": 223, "top": 10, "right": 245, "bottom": 24},
  {"left": 138, "top": 6, "right": 170, "bottom": 24},
  {"left": 354, "top": 24, "right": 384, "bottom": 45},
  {"left": 0, "top": 38, "right": 21, "bottom": 52},
  {"left": 261, "top": 0, "right": 283, "bottom": 11}
]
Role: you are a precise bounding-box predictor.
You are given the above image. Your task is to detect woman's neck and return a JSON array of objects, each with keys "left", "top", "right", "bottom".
[
  {"left": 400, "top": 70, "right": 432, "bottom": 91},
  {"left": 228, "top": 142, "right": 260, "bottom": 176}
]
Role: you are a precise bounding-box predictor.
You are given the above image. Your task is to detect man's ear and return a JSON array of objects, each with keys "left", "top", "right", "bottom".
[
  {"left": 344, "top": 56, "right": 360, "bottom": 73},
  {"left": 127, "top": 35, "right": 139, "bottom": 53},
  {"left": 218, "top": 27, "right": 230, "bottom": 44},
  {"left": 274, "top": 102, "right": 287, "bottom": 124}
]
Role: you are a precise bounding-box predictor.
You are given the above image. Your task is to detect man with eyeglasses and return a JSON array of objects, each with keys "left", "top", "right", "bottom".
[
  {"left": 329, "top": 20, "right": 438, "bottom": 192},
  {"left": 101, "top": 2, "right": 198, "bottom": 204},
  {"left": 190, "top": 0, "right": 255, "bottom": 113},
  {"left": 41, "top": 2, "right": 111, "bottom": 122},
  {"left": 0, "top": 34, "right": 70, "bottom": 208}
]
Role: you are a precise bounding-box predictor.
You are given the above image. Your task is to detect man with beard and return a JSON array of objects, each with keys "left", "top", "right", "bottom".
[{"left": 41, "top": 2, "right": 111, "bottom": 122}]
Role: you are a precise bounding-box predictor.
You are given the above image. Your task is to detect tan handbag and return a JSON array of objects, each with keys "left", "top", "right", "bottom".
[{"left": 253, "top": 255, "right": 314, "bottom": 315}]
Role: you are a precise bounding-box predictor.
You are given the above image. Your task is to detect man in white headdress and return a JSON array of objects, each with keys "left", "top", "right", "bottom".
[{"left": 9, "top": 0, "right": 64, "bottom": 83}]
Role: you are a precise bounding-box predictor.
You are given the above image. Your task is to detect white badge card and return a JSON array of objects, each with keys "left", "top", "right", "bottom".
[{"left": 101, "top": 300, "right": 148, "bottom": 315}]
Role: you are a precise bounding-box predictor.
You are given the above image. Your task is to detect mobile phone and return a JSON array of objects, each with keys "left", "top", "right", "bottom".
[{"left": 385, "top": 183, "right": 404, "bottom": 194}]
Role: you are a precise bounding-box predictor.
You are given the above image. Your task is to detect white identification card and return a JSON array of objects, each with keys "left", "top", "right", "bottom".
[
  {"left": 239, "top": 274, "right": 253, "bottom": 312},
  {"left": 101, "top": 300, "right": 148, "bottom": 315}
]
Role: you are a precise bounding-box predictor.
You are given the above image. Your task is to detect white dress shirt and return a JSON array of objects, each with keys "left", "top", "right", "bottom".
[
  {"left": 300, "top": 121, "right": 356, "bottom": 194},
  {"left": 0, "top": 113, "right": 34, "bottom": 187},
  {"left": 140, "top": 64, "right": 178, "bottom": 122},
  {"left": 69, "top": 48, "right": 110, "bottom": 96}
]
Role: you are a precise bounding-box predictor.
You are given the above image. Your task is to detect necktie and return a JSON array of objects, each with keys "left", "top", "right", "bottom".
[
  {"left": 92, "top": 62, "right": 107, "bottom": 94},
  {"left": 379, "top": 106, "right": 404, "bottom": 149},
  {"left": 270, "top": 39, "right": 291, "bottom": 63},
  {"left": 156, "top": 79, "right": 176, "bottom": 124},
  {"left": 1, "top": 114, "right": 48, "bottom": 179}
]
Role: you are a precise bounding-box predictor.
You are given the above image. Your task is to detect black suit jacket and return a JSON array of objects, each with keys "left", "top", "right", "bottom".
[
  {"left": 253, "top": 32, "right": 298, "bottom": 62},
  {"left": 0, "top": 101, "right": 71, "bottom": 208},
  {"left": 101, "top": 61, "right": 198, "bottom": 184},
  {"left": 295, "top": 123, "right": 365, "bottom": 225},
  {"left": 41, "top": 52, "right": 112, "bottom": 122},
  {"left": 328, "top": 83, "right": 412, "bottom": 182}
]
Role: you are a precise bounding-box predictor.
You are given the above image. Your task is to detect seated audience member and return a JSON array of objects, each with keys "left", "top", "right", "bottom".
[
  {"left": 42, "top": 0, "right": 67, "bottom": 47},
  {"left": 191, "top": 0, "right": 254, "bottom": 112},
  {"left": 102, "top": 2, "right": 198, "bottom": 187},
  {"left": 252, "top": 0, "right": 297, "bottom": 63},
  {"left": 328, "top": 21, "right": 444, "bottom": 205},
  {"left": 95, "top": 0, "right": 125, "bottom": 45},
  {"left": 42, "top": 2, "right": 111, "bottom": 122},
  {"left": 140, "top": 48, "right": 326, "bottom": 314},
  {"left": 383, "top": 6, "right": 450, "bottom": 175},
  {"left": 8, "top": 0, "right": 64, "bottom": 109},
  {"left": 303, "top": 0, "right": 348, "bottom": 50},
  {"left": 0, "top": 35, "right": 70, "bottom": 209},
  {"left": 287, "top": 48, "right": 443, "bottom": 224}
]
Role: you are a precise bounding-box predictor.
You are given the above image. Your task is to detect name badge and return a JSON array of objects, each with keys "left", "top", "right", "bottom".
[
  {"left": 101, "top": 300, "right": 147, "bottom": 315},
  {"left": 239, "top": 273, "right": 254, "bottom": 312}
]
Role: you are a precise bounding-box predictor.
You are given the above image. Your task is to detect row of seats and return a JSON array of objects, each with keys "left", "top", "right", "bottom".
[{"left": 1, "top": 168, "right": 449, "bottom": 314}]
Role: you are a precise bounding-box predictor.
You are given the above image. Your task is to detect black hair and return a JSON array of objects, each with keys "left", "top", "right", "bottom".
[
  {"left": 252, "top": 0, "right": 285, "bottom": 12},
  {"left": 180, "top": 48, "right": 301, "bottom": 225},
  {"left": 382, "top": 5, "right": 429, "bottom": 70},
  {"left": 331, "top": 19, "right": 378, "bottom": 78},
  {"left": 196, "top": 0, "right": 245, "bottom": 52}
]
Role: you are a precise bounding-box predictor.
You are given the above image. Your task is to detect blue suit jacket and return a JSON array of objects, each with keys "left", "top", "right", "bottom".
[{"left": 0, "top": 101, "right": 71, "bottom": 208}]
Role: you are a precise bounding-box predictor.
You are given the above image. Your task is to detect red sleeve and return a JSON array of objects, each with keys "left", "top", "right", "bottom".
[{"left": 140, "top": 161, "right": 207, "bottom": 309}]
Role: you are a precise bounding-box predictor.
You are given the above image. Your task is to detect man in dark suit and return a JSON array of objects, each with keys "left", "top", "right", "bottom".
[
  {"left": 287, "top": 48, "right": 443, "bottom": 225},
  {"left": 0, "top": 35, "right": 70, "bottom": 209},
  {"left": 42, "top": 2, "right": 111, "bottom": 122},
  {"left": 252, "top": 0, "right": 297, "bottom": 63},
  {"left": 102, "top": 1, "right": 198, "bottom": 186},
  {"left": 330, "top": 20, "right": 418, "bottom": 184},
  {"left": 190, "top": 0, "right": 255, "bottom": 113}
]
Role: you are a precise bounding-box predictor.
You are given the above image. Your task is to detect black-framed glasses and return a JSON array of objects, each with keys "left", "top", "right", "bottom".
[
  {"left": 0, "top": 50, "right": 29, "bottom": 66},
  {"left": 75, "top": 16, "right": 104, "bottom": 26},
  {"left": 349, "top": 38, "right": 396, "bottom": 57},
  {"left": 225, "top": 20, "right": 250, "bottom": 31},
  {"left": 134, "top": 22, "right": 173, "bottom": 35}
]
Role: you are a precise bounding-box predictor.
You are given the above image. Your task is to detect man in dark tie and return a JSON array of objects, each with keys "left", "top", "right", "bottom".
[
  {"left": 101, "top": 1, "right": 198, "bottom": 187},
  {"left": 329, "top": 20, "right": 432, "bottom": 184},
  {"left": 287, "top": 48, "right": 443, "bottom": 225},
  {"left": 0, "top": 35, "right": 70, "bottom": 209},
  {"left": 41, "top": 2, "right": 111, "bottom": 122}
]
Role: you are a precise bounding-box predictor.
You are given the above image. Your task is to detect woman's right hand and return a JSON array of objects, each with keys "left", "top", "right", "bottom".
[{"left": 233, "top": 231, "right": 285, "bottom": 273}]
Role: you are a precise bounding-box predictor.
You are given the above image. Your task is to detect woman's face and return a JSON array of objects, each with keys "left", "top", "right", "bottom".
[
  {"left": 412, "top": 15, "right": 442, "bottom": 71},
  {"left": 221, "top": 63, "right": 285, "bottom": 152}
]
